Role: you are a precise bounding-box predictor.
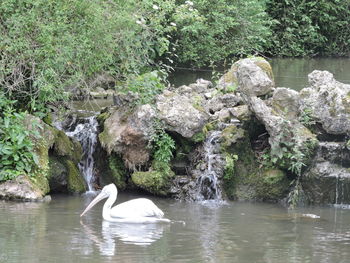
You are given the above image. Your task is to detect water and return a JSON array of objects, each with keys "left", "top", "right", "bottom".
[
  {"left": 65, "top": 116, "right": 99, "bottom": 191},
  {"left": 1, "top": 194, "right": 350, "bottom": 263},
  {"left": 196, "top": 131, "right": 225, "bottom": 201},
  {"left": 169, "top": 58, "right": 350, "bottom": 90}
]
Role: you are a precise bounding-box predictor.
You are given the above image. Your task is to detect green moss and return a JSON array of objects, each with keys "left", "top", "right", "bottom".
[
  {"left": 53, "top": 130, "right": 82, "bottom": 163},
  {"left": 66, "top": 160, "right": 86, "bottom": 193},
  {"left": 221, "top": 126, "right": 246, "bottom": 149},
  {"left": 255, "top": 59, "right": 274, "bottom": 81},
  {"left": 132, "top": 170, "right": 172, "bottom": 196},
  {"left": 108, "top": 155, "right": 127, "bottom": 190},
  {"left": 203, "top": 121, "right": 217, "bottom": 135},
  {"left": 190, "top": 131, "right": 206, "bottom": 143},
  {"left": 96, "top": 111, "right": 110, "bottom": 126},
  {"left": 256, "top": 169, "right": 291, "bottom": 201},
  {"left": 191, "top": 95, "right": 205, "bottom": 112}
]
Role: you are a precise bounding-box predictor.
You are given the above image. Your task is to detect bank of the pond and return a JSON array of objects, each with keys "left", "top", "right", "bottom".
[{"left": 2, "top": 57, "right": 350, "bottom": 209}]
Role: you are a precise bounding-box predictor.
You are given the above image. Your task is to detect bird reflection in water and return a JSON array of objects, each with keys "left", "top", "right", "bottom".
[{"left": 80, "top": 220, "right": 168, "bottom": 256}]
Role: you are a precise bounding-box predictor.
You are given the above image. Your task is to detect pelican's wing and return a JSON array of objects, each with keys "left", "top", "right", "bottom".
[{"left": 110, "top": 198, "right": 164, "bottom": 219}]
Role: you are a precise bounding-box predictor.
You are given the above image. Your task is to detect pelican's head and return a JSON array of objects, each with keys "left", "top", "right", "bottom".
[
  {"left": 80, "top": 184, "right": 118, "bottom": 217},
  {"left": 101, "top": 183, "right": 118, "bottom": 196}
]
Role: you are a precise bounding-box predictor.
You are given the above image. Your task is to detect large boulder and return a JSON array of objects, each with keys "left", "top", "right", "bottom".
[
  {"left": 300, "top": 70, "right": 350, "bottom": 135},
  {"left": 156, "top": 91, "right": 210, "bottom": 138},
  {"left": 0, "top": 175, "right": 51, "bottom": 201},
  {"left": 218, "top": 57, "right": 274, "bottom": 97},
  {"left": 99, "top": 104, "right": 156, "bottom": 170}
]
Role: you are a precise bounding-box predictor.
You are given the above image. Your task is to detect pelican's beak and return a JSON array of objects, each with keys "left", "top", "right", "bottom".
[{"left": 80, "top": 192, "right": 108, "bottom": 217}]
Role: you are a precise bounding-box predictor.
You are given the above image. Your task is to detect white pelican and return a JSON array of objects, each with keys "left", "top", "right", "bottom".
[{"left": 80, "top": 184, "right": 171, "bottom": 223}]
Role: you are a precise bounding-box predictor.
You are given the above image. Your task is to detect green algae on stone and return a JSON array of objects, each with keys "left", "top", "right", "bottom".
[
  {"left": 221, "top": 126, "right": 246, "bottom": 149},
  {"left": 108, "top": 154, "right": 127, "bottom": 190},
  {"left": 53, "top": 130, "right": 82, "bottom": 163},
  {"left": 256, "top": 169, "right": 291, "bottom": 201},
  {"left": 66, "top": 160, "right": 86, "bottom": 193},
  {"left": 132, "top": 161, "right": 174, "bottom": 196}
]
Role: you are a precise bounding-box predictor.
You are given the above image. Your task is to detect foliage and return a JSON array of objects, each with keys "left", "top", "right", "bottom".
[
  {"left": 149, "top": 119, "right": 176, "bottom": 164},
  {"left": 224, "top": 153, "right": 238, "bottom": 180},
  {"left": 170, "top": 0, "right": 271, "bottom": 66},
  {"left": 287, "top": 179, "right": 307, "bottom": 208},
  {"left": 265, "top": 0, "right": 350, "bottom": 57},
  {"left": 0, "top": 0, "right": 172, "bottom": 112},
  {"left": 299, "top": 108, "right": 316, "bottom": 127},
  {"left": 268, "top": 121, "right": 306, "bottom": 176},
  {"left": 121, "top": 71, "right": 166, "bottom": 106},
  {"left": 0, "top": 93, "right": 40, "bottom": 181}
]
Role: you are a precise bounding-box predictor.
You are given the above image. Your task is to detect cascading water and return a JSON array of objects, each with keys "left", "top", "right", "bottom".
[
  {"left": 65, "top": 116, "right": 99, "bottom": 191},
  {"left": 195, "top": 130, "right": 225, "bottom": 201}
]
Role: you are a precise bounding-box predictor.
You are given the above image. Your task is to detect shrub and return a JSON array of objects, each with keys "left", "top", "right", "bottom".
[{"left": 0, "top": 93, "right": 40, "bottom": 181}]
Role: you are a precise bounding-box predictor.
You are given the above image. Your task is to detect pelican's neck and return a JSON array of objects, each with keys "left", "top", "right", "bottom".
[{"left": 102, "top": 192, "right": 117, "bottom": 221}]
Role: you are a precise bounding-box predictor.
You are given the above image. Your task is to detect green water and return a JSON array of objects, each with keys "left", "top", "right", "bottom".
[
  {"left": 1, "top": 193, "right": 350, "bottom": 263},
  {"left": 169, "top": 58, "right": 350, "bottom": 90}
]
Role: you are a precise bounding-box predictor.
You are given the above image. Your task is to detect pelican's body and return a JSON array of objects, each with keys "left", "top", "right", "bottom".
[{"left": 81, "top": 184, "right": 170, "bottom": 223}]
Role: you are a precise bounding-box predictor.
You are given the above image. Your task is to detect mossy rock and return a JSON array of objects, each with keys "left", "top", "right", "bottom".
[
  {"left": 66, "top": 160, "right": 87, "bottom": 193},
  {"left": 132, "top": 166, "right": 174, "bottom": 196},
  {"left": 254, "top": 58, "right": 274, "bottom": 81},
  {"left": 221, "top": 126, "right": 246, "bottom": 149},
  {"left": 53, "top": 130, "right": 82, "bottom": 163},
  {"left": 96, "top": 110, "right": 111, "bottom": 126},
  {"left": 48, "top": 155, "right": 86, "bottom": 194},
  {"left": 256, "top": 169, "right": 291, "bottom": 201},
  {"left": 190, "top": 131, "right": 206, "bottom": 143},
  {"left": 108, "top": 154, "right": 127, "bottom": 190}
]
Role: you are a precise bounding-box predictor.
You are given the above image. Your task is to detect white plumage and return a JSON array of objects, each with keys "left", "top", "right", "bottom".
[{"left": 80, "top": 184, "right": 170, "bottom": 223}]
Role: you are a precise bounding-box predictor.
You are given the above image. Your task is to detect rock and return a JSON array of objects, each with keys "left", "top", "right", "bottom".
[
  {"left": 247, "top": 96, "right": 318, "bottom": 173},
  {"left": 99, "top": 104, "right": 156, "bottom": 169},
  {"left": 47, "top": 124, "right": 86, "bottom": 193},
  {"left": 271, "top": 88, "right": 300, "bottom": 120},
  {"left": 48, "top": 156, "right": 87, "bottom": 194},
  {"left": 131, "top": 169, "right": 174, "bottom": 196},
  {"left": 218, "top": 57, "right": 274, "bottom": 97},
  {"left": 0, "top": 175, "right": 50, "bottom": 201},
  {"left": 300, "top": 70, "right": 350, "bottom": 135},
  {"left": 156, "top": 91, "right": 209, "bottom": 138},
  {"left": 256, "top": 169, "right": 291, "bottom": 201},
  {"left": 302, "top": 161, "right": 350, "bottom": 205}
]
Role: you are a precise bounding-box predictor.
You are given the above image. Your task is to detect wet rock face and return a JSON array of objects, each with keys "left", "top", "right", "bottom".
[
  {"left": 300, "top": 70, "right": 350, "bottom": 135},
  {"left": 302, "top": 161, "right": 350, "bottom": 205}
]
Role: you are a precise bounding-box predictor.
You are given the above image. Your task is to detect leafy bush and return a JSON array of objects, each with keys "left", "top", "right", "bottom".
[
  {"left": 0, "top": 93, "right": 40, "bottom": 181},
  {"left": 0, "top": 0, "right": 170, "bottom": 111},
  {"left": 265, "top": 0, "right": 350, "bottom": 56},
  {"left": 149, "top": 119, "right": 175, "bottom": 164},
  {"left": 170, "top": 0, "right": 271, "bottom": 66},
  {"left": 121, "top": 71, "right": 166, "bottom": 106}
]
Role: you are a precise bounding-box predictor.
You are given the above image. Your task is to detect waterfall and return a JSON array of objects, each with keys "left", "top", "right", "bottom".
[
  {"left": 65, "top": 116, "right": 99, "bottom": 191},
  {"left": 195, "top": 130, "right": 225, "bottom": 201}
]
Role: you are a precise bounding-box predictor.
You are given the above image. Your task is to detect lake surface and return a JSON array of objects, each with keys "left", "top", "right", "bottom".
[
  {"left": 170, "top": 57, "right": 350, "bottom": 90},
  {"left": 1, "top": 192, "right": 350, "bottom": 263}
]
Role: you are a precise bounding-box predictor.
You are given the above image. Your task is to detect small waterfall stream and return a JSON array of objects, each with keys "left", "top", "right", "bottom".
[
  {"left": 195, "top": 130, "right": 225, "bottom": 201},
  {"left": 65, "top": 116, "right": 99, "bottom": 191}
]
